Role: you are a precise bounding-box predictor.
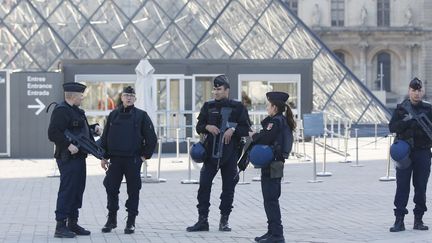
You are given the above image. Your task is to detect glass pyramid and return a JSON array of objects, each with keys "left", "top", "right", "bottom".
[{"left": 0, "top": 0, "right": 390, "bottom": 124}]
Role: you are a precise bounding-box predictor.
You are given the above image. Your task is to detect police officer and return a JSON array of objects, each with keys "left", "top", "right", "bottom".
[
  {"left": 99, "top": 86, "right": 157, "bottom": 234},
  {"left": 389, "top": 77, "right": 432, "bottom": 232},
  {"left": 187, "top": 75, "right": 250, "bottom": 232},
  {"left": 249, "top": 91, "right": 295, "bottom": 243},
  {"left": 48, "top": 82, "right": 102, "bottom": 238}
]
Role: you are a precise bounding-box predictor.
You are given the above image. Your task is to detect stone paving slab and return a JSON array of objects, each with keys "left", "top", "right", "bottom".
[{"left": 0, "top": 138, "right": 432, "bottom": 242}]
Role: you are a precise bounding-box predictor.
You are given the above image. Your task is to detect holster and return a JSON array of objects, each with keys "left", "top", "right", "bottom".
[{"left": 270, "top": 161, "right": 284, "bottom": 179}]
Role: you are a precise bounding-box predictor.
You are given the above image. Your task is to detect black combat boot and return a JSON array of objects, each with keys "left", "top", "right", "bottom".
[
  {"left": 389, "top": 215, "right": 405, "bottom": 232},
  {"left": 414, "top": 214, "right": 429, "bottom": 230},
  {"left": 101, "top": 212, "right": 117, "bottom": 233},
  {"left": 258, "top": 235, "right": 285, "bottom": 243},
  {"left": 186, "top": 215, "right": 209, "bottom": 232},
  {"left": 124, "top": 215, "right": 136, "bottom": 234},
  {"left": 54, "top": 220, "right": 76, "bottom": 238},
  {"left": 67, "top": 218, "right": 91, "bottom": 235},
  {"left": 219, "top": 214, "right": 231, "bottom": 231},
  {"left": 254, "top": 231, "right": 271, "bottom": 242}
]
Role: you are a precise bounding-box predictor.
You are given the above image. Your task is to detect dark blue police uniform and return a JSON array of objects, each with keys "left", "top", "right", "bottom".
[
  {"left": 48, "top": 82, "right": 96, "bottom": 238},
  {"left": 251, "top": 91, "right": 293, "bottom": 243},
  {"left": 388, "top": 77, "right": 432, "bottom": 232},
  {"left": 187, "top": 75, "right": 250, "bottom": 232},
  {"left": 100, "top": 86, "right": 157, "bottom": 234}
]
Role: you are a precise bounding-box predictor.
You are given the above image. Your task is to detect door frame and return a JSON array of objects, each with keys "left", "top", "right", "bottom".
[{"left": 0, "top": 70, "right": 10, "bottom": 156}]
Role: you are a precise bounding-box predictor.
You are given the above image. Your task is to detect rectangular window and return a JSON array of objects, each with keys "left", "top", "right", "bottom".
[
  {"left": 331, "top": 0, "right": 345, "bottom": 27},
  {"left": 377, "top": 0, "right": 390, "bottom": 26},
  {"left": 282, "top": 0, "right": 298, "bottom": 15}
]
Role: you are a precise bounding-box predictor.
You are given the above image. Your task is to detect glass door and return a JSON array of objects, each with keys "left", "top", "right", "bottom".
[
  {"left": 155, "top": 75, "right": 193, "bottom": 141},
  {"left": 238, "top": 74, "right": 301, "bottom": 130}
]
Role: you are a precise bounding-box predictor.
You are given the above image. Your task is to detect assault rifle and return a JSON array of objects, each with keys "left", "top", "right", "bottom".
[
  {"left": 211, "top": 107, "right": 237, "bottom": 168},
  {"left": 64, "top": 129, "right": 105, "bottom": 160},
  {"left": 401, "top": 100, "right": 432, "bottom": 141}
]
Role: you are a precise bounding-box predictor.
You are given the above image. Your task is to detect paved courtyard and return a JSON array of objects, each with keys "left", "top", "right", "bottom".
[{"left": 1, "top": 137, "right": 432, "bottom": 242}]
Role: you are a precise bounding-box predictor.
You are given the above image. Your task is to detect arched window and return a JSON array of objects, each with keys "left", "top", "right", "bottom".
[
  {"left": 376, "top": 52, "right": 391, "bottom": 91},
  {"left": 333, "top": 51, "right": 345, "bottom": 64}
]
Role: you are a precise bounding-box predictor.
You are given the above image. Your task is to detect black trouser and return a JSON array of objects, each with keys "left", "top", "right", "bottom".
[
  {"left": 261, "top": 172, "right": 283, "bottom": 237},
  {"left": 394, "top": 149, "right": 431, "bottom": 216},
  {"left": 103, "top": 156, "right": 143, "bottom": 216},
  {"left": 55, "top": 157, "right": 86, "bottom": 221},
  {"left": 197, "top": 161, "right": 239, "bottom": 217}
]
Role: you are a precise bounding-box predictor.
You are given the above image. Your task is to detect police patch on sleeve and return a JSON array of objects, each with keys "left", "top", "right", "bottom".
[{"left": 266, "top": 123, "right": 273, "bottom": 130}]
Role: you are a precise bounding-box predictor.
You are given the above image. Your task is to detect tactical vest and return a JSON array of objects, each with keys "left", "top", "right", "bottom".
[{"left": 106, "top": 107, "right": 145, "bottom": 157}]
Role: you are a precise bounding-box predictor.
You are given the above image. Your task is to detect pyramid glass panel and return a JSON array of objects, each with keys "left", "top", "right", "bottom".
[
  {"left": 112, "top": 25, "right": 151, "bottom": 59},
  {"left": 68, "top": 25, "right": 108, "bottom": 59},
  {"left": 217, "top": 1, "right": 256, "bottom": 44},
  {"left": 240, "top": 25, "right": 279, "bottom": 59},
  {"left": 89, "top": 1, "right": 129, "bottom": 43},
  {"left": 24, "top": 25, "right": 65, "bottom": 69},
  {"left": 358, "top": 100, "right": 390, "bottom": 124},
  {"left": 282, "top": 26, "right": 321, "bottom": 59},
  {"left": 312, "top": 84, "right": 330, "bottom": 111},
  {"left": 0, "top": 27, "right": 21, "bottom": 67},
  {"left": 155, "top": 0, "right": 187, "bottom": 18},
  {"left": 3, "top": 0, "right": 44, "bottom": 42},
  {"left": 46, "top": 1, "right": 87, "bottom": 44},
  {"left": 112, "top": 0, "right": 143, "bottom": 18},
  {"left": 175, "top": 2, "right": 212, "bottom": 44},
  {"left": 331, "top": 76, "right": 371, "bottom": 122},
  {"left": 30, "top": 0, "right": 62, "bottom": 19},
  {"left": 313, "top": 49, "right": 345, "bottom": 95},
  {"left": 9, "top": 49, "right": 40, "bottom": 70},
  {"left": 258, "top": 2, "right": 296, "bottom": 43},
  {"left": 0, "top": 0, "right": 18, "bottom": 19}
]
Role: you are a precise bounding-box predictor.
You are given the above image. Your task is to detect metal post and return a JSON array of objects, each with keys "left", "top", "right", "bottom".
[
  {"left": 172, "top": 128, "right": 183, "bottom": 163},
  {"left": 330, "top": 116, "right": 334, "bottom": 146},
  {"left": 237, "top": 171, "right": 251, "bottom": 185},
  {"left": 374, "top": 123, "right": 378, "bottom": 149},
  {"left": 337, "top": 118, "right": 341, "bottom": 150},
  {"left": 308, "top": 136, "right": 323, "bottom": 183},
  {"left": 339, "top": 126, "right": 351, "bottom": 163},
  {"left": 156, "top": 138, "right": 166, "bottom": 182},
  {"left": 351, "top": 128, "right": 364, "bottom": 167},
  {"left": 181, "top": 137, "right": 199, "bottom": 184},
  {"left": 252, "top": 170, "right": 261, "bottom": 181},
  {"left": 317, "top": 134, "right": 332, "bottom": 177},
  {"left": 380, "top": 134, "right": 396, "bottom": 181},
  {"left": 47, "top": 145, "right": 60, "bottom": 178}
]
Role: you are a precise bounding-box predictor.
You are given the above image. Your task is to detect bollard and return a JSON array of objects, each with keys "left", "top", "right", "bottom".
[
  {"left": 181, "top": 137, "right": 199, "bottom": 184},
  {"left": 237, "top": 170, "right": 251, "bottom": 185},
  {"left": 351, "top": 128, "right": 364, "bottom": 167},
  {"left": 142, "top": 138, "right": 167, "bottom": 183},
  {"left": 172, "top": 128, "right": 183, "bottom": 163},
  {"left": 374, "top": 123, "right": 378, "bottom": 149},
  {"left": 252, "top": 170, "right": 261, "bottom": 182},
  {"left": 317, "top": 134, "right": 332, "bottom": 177},
  {"left": 47, "top": 145, "right": 60, "bottom": 178},
  {"left": 379, "top": 135, "right": 396, "bottom": 181},
  {"left": 330, "top": 117, "right": 334, "bottom": 146},
  {"left": 308, "top": 136, "right": 323, "bottom": 183},
  {"left": 337, "top": 118, "right": 341, "bottom": 150},
  {"left": 339, "top": 126, "right": 352, "bottom": 163}
]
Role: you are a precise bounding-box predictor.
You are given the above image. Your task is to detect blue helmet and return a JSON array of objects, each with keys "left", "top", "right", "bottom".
[
  {"left": 390, "top": 140, "right": 411, "bottom": 169},
  {"left": 249, "top": 145, "right": 274, "bottom": 168},
  {"left": 190, "top": 142, "right": 206, "bottom": 163}
]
